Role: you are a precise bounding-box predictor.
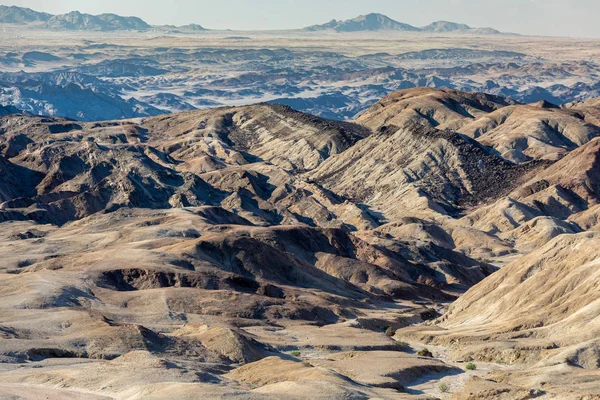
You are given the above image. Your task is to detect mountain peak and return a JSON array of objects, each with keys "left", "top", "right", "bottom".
[
  {"left": 177, "top": 23, "right": 207, "bottom": 31},
  {"left": 305, "top": 13, "right": 420, "bottom": 32},
  {"left": 354, "top": 12, "right": 393, "bottom": 20},
  {"left": 422, "top": 20, "right": 472, "bottom": 32}
]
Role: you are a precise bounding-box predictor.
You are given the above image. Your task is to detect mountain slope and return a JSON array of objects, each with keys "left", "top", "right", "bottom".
[
  {"left": 141, "top": 103, "right": 371, "bottom": 172},
  {"left": 0, "top": 104, "right": 374, "bottom": 232},
  {"left": 0, "top": 104, "right": 20, "bottom": 116},
  {"left": 355, "top": 87, "right": 515, "bottom": 132},
  {"left": 0, "top": 5, "right": 51, "bottom": 23},
  {"left": 463, "top": 136, "right": 600, "bottom": 235},
  {"left": 397, "top": 232, "right": 600, "bottom": 398},
  {"left": 307, "top": 122, "right": 543, "bottom": 220},
  {"left": 458, "top": 104, "right": 600, "bottom": 162},
  {"left": 444, "top": 232, "right": 600, "bottom": 366},
  {"left": 0, "top": 153, "right": 43, "bottom": 202}
]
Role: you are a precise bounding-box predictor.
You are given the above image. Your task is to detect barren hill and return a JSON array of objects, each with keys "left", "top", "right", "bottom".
[
  {"left": 0, "top": 104, "right": 370, "bottom": 227},
  {"left": 2, "top": 88, "right": 600, "bottom": 398},
  {"left": 399, "top": 232, "right": 600, "bottom": 398},
  {"left": 355, "top": 87, "right": 515, "bottom": 131},
  {"left": 308, "top": 123, "right": 543, "bottom": 220},
  {"left": 458, "top": 104, "right": 600, "bottom": 162}
]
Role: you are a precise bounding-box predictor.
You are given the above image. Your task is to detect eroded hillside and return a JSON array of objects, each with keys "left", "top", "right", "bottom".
[{"left": 1, "top": 88, "right": 600, "bottom": 399}]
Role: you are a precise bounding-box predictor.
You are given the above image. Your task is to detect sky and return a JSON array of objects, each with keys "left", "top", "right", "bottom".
[{"left": 5, "top": 0, "right": 600, "bottom": 38}]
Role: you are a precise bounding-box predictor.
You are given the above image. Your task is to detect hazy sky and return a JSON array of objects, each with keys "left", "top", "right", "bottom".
[{"left": 5, "top": 0, "right": 600, "bottom": 38}]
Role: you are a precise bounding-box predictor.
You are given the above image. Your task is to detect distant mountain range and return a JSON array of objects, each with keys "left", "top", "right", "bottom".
[
  {"left": 0, "top": 5, "right": 151, "bottom": 31},
  {"left": 0, "top": 7, "right": 502, "bottom": 34},
  {"left": 45, "top": 11, "right": 150, "bottom": 31},
  {"left": 305, "top": 13, "right": 501, "bottom": 34},
  {"left": 0, "top": 5, "right": 204, "bottom": 31},
  {"left": 0, "top": 5, "right": 50, "bottom": 23}
]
